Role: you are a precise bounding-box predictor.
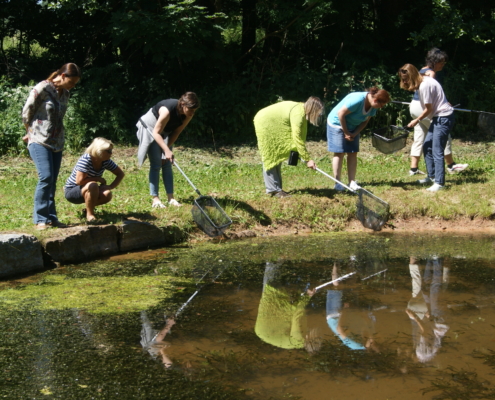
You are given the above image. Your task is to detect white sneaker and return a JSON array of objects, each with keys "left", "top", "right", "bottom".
[
  {"left": 426, "top": 183, "right": 444, "bottom": 192},
  {"left": 168, "top": 199, "right": 182, "bottom": 207},
  {"left": 409, "top": 169, "right": 425, "bottom": 176},
  {"left": 334, "top": 183, "right": 345, "bottom": 191},
  {"left": 447, "top": 163, "right": 469, "bottom": 174},
  {"left": 417, "top": 177, "right": 433, "bottom": 184},
  {"left": 349, "top": 181, "right": 361, "bottom": 191}
]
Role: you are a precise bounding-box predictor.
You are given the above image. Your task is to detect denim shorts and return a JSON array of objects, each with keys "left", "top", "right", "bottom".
[
  {"left": 327, "top": 124, "right": 360, "bottom": 153},
  {"left": 64, "top": 185, "right": 85, "bottom": 204}
]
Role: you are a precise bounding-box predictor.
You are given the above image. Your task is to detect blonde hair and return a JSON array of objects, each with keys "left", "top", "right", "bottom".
[
  {"left": 304, "top": 96, "right": 325, "bottom": 126},
  {"left": 398, "top": 64, "right": 423, "bottom": 92},
  {"left": 85, "top": 137, "right": 114, "bottom": 158}
]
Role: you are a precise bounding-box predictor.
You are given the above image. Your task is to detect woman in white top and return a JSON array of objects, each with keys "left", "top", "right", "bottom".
[
  {"left": 399, "top": 64, "right": 455, "bottom": 192},
  {"left": 408, "top": 48, "right": 467, "bottom": 176}
]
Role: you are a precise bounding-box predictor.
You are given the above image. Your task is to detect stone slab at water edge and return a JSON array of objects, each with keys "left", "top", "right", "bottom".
[{"left": 0, "top": 234, "right": 44, "bottom": 278}]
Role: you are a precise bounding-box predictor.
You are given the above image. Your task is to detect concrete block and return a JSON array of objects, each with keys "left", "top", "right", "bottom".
[
  {"left": 42, "top": 225, "right": 119, "bottom": 264},
  {"left": 0, "top": 234, "right": 44, "bottom": 278},
  {"left": 118, "top": 220, "right": 165, "bottom": 252}
]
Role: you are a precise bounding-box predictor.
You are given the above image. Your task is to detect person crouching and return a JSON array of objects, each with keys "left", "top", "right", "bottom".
[{"left": 64, "top": 138, "right": 125, "bottom": 222}]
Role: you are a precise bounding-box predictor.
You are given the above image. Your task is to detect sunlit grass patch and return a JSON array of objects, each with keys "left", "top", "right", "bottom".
[{"left": 0, "top": 274, "right": 191, "bottom": 313}]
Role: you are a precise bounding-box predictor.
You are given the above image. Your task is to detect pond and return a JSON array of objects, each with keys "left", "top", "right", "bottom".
[{"left": 1, "top": 233, "right": 495, "bottom": 399}]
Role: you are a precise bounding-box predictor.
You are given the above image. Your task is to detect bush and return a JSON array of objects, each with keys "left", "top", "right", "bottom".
[{"left": 0, "top": 78, "right": 30, "bottom": 156}]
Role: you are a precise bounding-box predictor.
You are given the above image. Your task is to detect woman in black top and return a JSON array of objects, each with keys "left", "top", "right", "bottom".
[{"left": 136, "top": 92, "right": 200, "bottom": 208}]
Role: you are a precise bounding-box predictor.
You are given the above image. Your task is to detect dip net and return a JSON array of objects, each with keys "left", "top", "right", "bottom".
[
  {"left": 372, "top": 125, "right": 409, "bottom": 154},
  {"left": 191, "top": 196, "right": 232, "bottom": 237},
  {"left": 356, "top": 189, "right": 390, "bottom": 231}
]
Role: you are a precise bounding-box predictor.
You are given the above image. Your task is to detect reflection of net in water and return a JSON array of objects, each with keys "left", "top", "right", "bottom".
[
  {"left": 372, "top": 126, "right": 409, "bottom": 154},
  {"left": 356, "top": 189, "right": 390, "bottom": 231},
  {"left": 191, "top": 196, "right": 232, "bottom": 237}
]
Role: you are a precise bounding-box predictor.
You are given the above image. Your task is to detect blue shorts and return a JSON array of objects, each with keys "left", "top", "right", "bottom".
[
  {"left": 64, "top": 185, "right": 85, "bottom": 204},
  {"left": 327, "top": 124, "right": 360, "bottom": 153}
]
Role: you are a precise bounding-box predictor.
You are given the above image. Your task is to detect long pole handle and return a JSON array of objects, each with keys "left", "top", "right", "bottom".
[
  {"left": 173, "top": 160, "right": 201, "bottom": 196},
  {"left": 315, "top": 271, "right": 357, "bottom": 291},
  {"left": 300, "top": 157, "right": 355, "bottom": 192},
  {"left": 392, "top": 100, "right": 495, "bottom": 116}
]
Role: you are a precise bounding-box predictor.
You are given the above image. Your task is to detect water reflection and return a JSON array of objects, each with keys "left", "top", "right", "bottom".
[
  {"left": 327, "top": 262, "right": 379, "bottom": 351},
  {"left": 140, "top": 311, "right": 175, "bottom": 368},
  {"left": 3, "top": 234, "right": 495, "bottom": 400},
  {"left": 255, "top": 262, "right": 322, "bottom": 352},
  {"left": 406, "top": 256, "right": 449, "bottom": 363}
]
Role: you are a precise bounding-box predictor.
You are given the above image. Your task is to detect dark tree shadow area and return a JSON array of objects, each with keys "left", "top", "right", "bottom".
[
  {"left": 360, "top": 167, "right": 487, "bottom": 190},
  {"left": 220, "top": 199, "right": 272, "bottom": 226}
]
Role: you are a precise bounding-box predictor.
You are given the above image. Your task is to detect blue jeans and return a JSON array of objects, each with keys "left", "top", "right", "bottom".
[
  {"left": 147, "top": 141, "right": 173, "bottom": 197},
  {"left": 28, "top": 143, "right": 63, "bottom": 224},
  {"left": 423, "top": 114, "right": 455, "bottom": 186}
]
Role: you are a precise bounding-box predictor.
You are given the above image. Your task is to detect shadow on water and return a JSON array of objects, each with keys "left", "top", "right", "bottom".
[{"left": 2, "top": 234, "right": 495, "bottom": 399}]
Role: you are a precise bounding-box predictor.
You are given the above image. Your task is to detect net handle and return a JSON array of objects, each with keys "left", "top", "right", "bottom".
[
  {"left": 173, "top": 160, "right": 202, "bottom": 196},
  {"left": 300, "top": 157, "right": 355, "bottom": 192},
  {"left": 392, "top": 100, "right": 495, "bottom": 116}
]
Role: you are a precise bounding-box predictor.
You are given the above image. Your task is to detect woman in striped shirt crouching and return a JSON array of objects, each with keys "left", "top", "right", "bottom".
[{"left": 64, "top": 138, "right": 125, "bottom": 222}]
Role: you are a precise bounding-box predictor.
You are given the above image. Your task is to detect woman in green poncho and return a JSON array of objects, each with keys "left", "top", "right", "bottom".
[{"left": 254, "top": 97, "right": 325, "bottom": 198}]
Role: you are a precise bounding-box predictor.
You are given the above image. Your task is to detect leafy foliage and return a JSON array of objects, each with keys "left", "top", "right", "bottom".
[{"left": 1, "top": 0, "right": 495, "bottom": 154}]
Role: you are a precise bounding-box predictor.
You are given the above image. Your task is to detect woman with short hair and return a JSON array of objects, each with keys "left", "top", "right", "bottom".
[
  {"left": 253, "top": 96, "right": 325, "bottom": 198},
  {"left": 136, "top": 92, "right": 200, "bottom": 208},
  {"left": 64, "top": 137, "right": 125, "bottom": 222},
  {"left": 408, "top": 48, "right": 467, "bottom": 176},
  {"left": 399, "top": 63, "right": 455, "bottom": 192},
  {"left": 22, "top": 63, "right": 81, "bottom": 230},
  {"left": 327, "top": 87, "right": 390, "bottom": 191}
]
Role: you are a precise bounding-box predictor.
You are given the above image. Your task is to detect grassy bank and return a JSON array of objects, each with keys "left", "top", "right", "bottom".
[{"left": 0, "top": 136, "right": 494, "bottom": 237}]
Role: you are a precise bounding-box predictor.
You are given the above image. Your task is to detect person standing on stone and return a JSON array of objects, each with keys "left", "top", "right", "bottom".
[{"left": 22, "top": 63, "right": 81, "bottom": 230}]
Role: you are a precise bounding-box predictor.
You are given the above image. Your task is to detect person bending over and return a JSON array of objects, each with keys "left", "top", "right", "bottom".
[
  {"left": 254, "top": 97, "right": 325, "bottom": 198},
  {"left": 136, "top": 92, "right": 200, "bottom": 208},
  {"left": 327, "top": 87, "right": 390, "bottom": 191}
]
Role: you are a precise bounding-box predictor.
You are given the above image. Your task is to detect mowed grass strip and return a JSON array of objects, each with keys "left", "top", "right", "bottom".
[{"left": 0, "top": 137, "right": 493, "bottom": 235}]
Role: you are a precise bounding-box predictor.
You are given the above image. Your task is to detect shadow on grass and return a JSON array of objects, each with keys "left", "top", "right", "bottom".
[
  {"left": 362, "top": 167, "right": 487, "bottom": 189},
  {"left": 220, "top": 199, "right": 272, "bottom": 226},
  {"left": 294, "top": 187, "right": 355, "bottom": 198}
]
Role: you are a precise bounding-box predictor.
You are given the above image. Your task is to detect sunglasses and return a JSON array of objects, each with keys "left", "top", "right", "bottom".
[
  {"left": 400, "top": 69, "right": 408, "bottom": 74},
  {"left": 106, "top": 149, "right": 113, "bottom": 154}
]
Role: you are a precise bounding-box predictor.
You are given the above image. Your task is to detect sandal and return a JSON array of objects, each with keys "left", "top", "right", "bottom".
[
  {"left": 168, "top": 199, "right": 182, "bottom": 207},
  {"left": 152, "top": 200, "right": 166, "bottom": 208}
]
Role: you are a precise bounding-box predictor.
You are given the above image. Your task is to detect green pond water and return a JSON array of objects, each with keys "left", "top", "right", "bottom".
[{"left": 1, "top": 233, "right": 495, "bottom": 399}]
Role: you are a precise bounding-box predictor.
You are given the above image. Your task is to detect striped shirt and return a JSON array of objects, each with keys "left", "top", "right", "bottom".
[{"left": 65, "top": 153, "right": 118, "bottom": 189}]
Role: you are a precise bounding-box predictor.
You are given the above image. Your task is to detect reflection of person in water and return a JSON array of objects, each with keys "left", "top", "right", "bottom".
[
  {"left": 406, "top": 256, "right": 449, "bottom": 363},
  {"left": 255, "top": 262, "right": 321, "bottom": 352},
  {"left": 326, "top": 262, "right": 378, "bottom": 351},
  {"left": 140, "top": 311, "right": 175, "bottom": 368}
]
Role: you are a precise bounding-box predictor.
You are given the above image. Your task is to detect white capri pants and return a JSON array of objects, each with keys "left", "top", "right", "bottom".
[{"left": 409, "top": 100, "right": 452, "bottom": 157}]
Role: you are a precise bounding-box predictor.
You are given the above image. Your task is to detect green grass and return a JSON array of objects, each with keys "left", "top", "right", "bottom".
[{"left": 0, "top": 137, "right": 494, "bottom": 236}]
